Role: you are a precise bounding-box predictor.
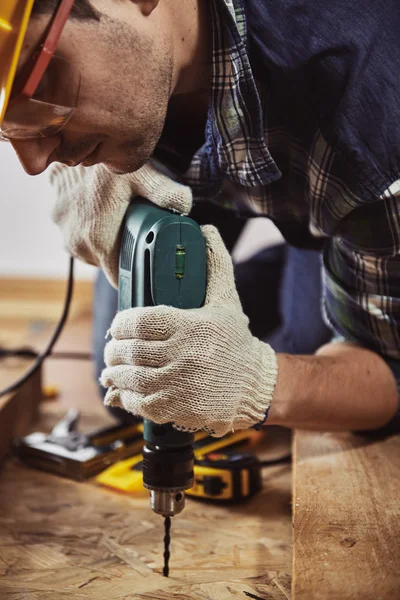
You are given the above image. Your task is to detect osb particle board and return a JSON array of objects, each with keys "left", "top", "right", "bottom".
[{"left": 0, "top": 422, "right": 292, "bottom": 600}]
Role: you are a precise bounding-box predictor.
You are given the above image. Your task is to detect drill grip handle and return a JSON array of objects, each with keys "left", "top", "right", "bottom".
[{"left": 118, "top": 197, "right": 206, "bottom": 452}]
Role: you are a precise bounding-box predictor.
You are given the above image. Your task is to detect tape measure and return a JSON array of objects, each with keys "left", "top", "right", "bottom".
[
  {"left": 96, "top": 449, "right": 262, "bottom": 503},
  {"left": 190, "top": 452, "right": 262, "bottom": 501}
]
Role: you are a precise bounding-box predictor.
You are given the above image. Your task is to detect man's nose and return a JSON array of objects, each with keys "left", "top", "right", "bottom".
[{"left": 11, "top": 136, "right": 61, "bottom": 175}]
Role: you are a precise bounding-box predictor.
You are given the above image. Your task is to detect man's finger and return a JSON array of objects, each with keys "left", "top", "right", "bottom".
[
  {"left": 110, "top": 305, "right": 183, "bottom": 340},
  {"left": 101, "top": 364, "right": 171, "bottom": 395},
  {"left": 104, "top": 387, "right": 176, "bottom": 424},
  {"left": 201, "top": 225, "right": 241, "bottom": 306},
  {"left": 104, "top": 338, "right": 174, "bottom": 368}
]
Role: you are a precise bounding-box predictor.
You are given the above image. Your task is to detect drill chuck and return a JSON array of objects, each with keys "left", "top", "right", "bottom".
[
  {"left": 142, "top": 427, "right": 195, "bottom": 517},
  {"left": 150, "top": 490, "right": 186, "bottom": 517}
]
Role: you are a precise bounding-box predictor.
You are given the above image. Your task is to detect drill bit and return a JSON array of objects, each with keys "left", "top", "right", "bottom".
[{"left": 163, "top": 516, "right": 171, "bottom": 577}]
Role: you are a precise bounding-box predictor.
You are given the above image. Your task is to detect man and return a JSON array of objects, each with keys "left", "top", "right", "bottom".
[{"left": 1, "top": 0, "right": 399, "bottom": 435}]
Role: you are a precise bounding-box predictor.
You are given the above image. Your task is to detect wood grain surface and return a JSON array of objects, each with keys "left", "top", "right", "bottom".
[{"left": 293, "top": 430, "right": 400, "bottom": 600}]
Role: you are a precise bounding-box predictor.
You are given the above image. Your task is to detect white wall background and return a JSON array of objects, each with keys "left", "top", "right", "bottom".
[
  {"left": 0, "top": 144, "right": 96, "bottom": 280},
  {"left": 0, "top": 144, "right": 283, "bottom": 280}
]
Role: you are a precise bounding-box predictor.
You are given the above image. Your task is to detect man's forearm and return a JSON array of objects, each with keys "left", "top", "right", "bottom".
[{"left": 268, "top": 342, "right": 399, "bottom": 430}]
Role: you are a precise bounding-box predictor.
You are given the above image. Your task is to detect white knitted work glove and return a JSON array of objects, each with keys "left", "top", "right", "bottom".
[
  {"left": 50, "top": 160, "right": 193, "bottom": 288},
  {"left": 100, "top": 225, "right": 278, "bottom": 437}
]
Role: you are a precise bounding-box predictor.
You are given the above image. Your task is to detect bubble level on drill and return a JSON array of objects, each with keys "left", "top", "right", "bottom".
[{"left": 175, "top": 245, "right": 186, "bottom": 279}]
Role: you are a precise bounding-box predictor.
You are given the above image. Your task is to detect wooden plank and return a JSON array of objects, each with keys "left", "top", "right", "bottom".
[
  {"left": 293, "top": 430, "right": 400, "bottom": 600},
  {"left": 0, "top": 359, "right": 43, "bottom": 462}
]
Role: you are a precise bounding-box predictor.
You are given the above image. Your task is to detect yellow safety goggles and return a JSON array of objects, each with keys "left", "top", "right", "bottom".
[{"left": 0, "top": 0, "right": 79, "bottom": 141}]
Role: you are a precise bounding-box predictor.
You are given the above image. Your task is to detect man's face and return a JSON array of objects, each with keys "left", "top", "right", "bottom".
[{"left": 11, "top": 0, "right": 174, "bottom": 174}]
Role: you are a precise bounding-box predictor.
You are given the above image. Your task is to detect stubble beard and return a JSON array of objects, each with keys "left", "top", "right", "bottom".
[{"left": 103, "top": 29, "right": 174, "bottom": 174}]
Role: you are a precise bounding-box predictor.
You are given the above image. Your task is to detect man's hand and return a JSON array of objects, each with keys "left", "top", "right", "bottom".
[
  {"left": 100, "top": 226, "right": 278, "bottom": 437},
  {"left": 50, "top": 160, "right": 193, "bottom": 287}
]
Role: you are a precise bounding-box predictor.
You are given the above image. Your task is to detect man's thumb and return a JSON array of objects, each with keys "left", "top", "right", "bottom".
[
  {"left": 201, "top": 225, "right": 241, "bottom": 306},
  {"left": 129, "top": 161, "right": 193, "bottom": 215}
]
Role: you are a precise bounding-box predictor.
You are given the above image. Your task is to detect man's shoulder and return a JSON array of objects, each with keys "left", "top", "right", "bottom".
[
  {"left": 246, "top": 0, "right": 399, "bottom": 71},
  {"left": 245, "top": 0, "right": 400, "bottom": 201}
]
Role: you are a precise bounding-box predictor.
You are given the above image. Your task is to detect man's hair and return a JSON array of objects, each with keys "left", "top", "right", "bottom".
[{"left": 31, "top": 0, "right": 101, "bottom": 21}]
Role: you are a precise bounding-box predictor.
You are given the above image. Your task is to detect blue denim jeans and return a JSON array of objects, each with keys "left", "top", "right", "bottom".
[{"left": 93, "top": 242, "right": 332, "bottom": 423}]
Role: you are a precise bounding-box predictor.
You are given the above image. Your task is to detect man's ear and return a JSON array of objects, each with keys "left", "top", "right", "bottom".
[{"left": 130, "top": 0, "right": 161, "bottom": 17}]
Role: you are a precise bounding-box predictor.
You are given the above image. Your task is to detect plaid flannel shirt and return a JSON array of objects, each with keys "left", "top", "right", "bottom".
[{"left": 182, "top": 0, "right": 400, "bottom": 400}]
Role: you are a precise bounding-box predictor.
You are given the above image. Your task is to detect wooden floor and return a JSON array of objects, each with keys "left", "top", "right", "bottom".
[{"left": 0, "top": 282, "right": 292, "bottom": 600}]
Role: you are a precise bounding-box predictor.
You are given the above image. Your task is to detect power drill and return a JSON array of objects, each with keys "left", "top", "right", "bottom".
[{"left": 118, "top": 197, "right": 207, "bottom": 521}]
